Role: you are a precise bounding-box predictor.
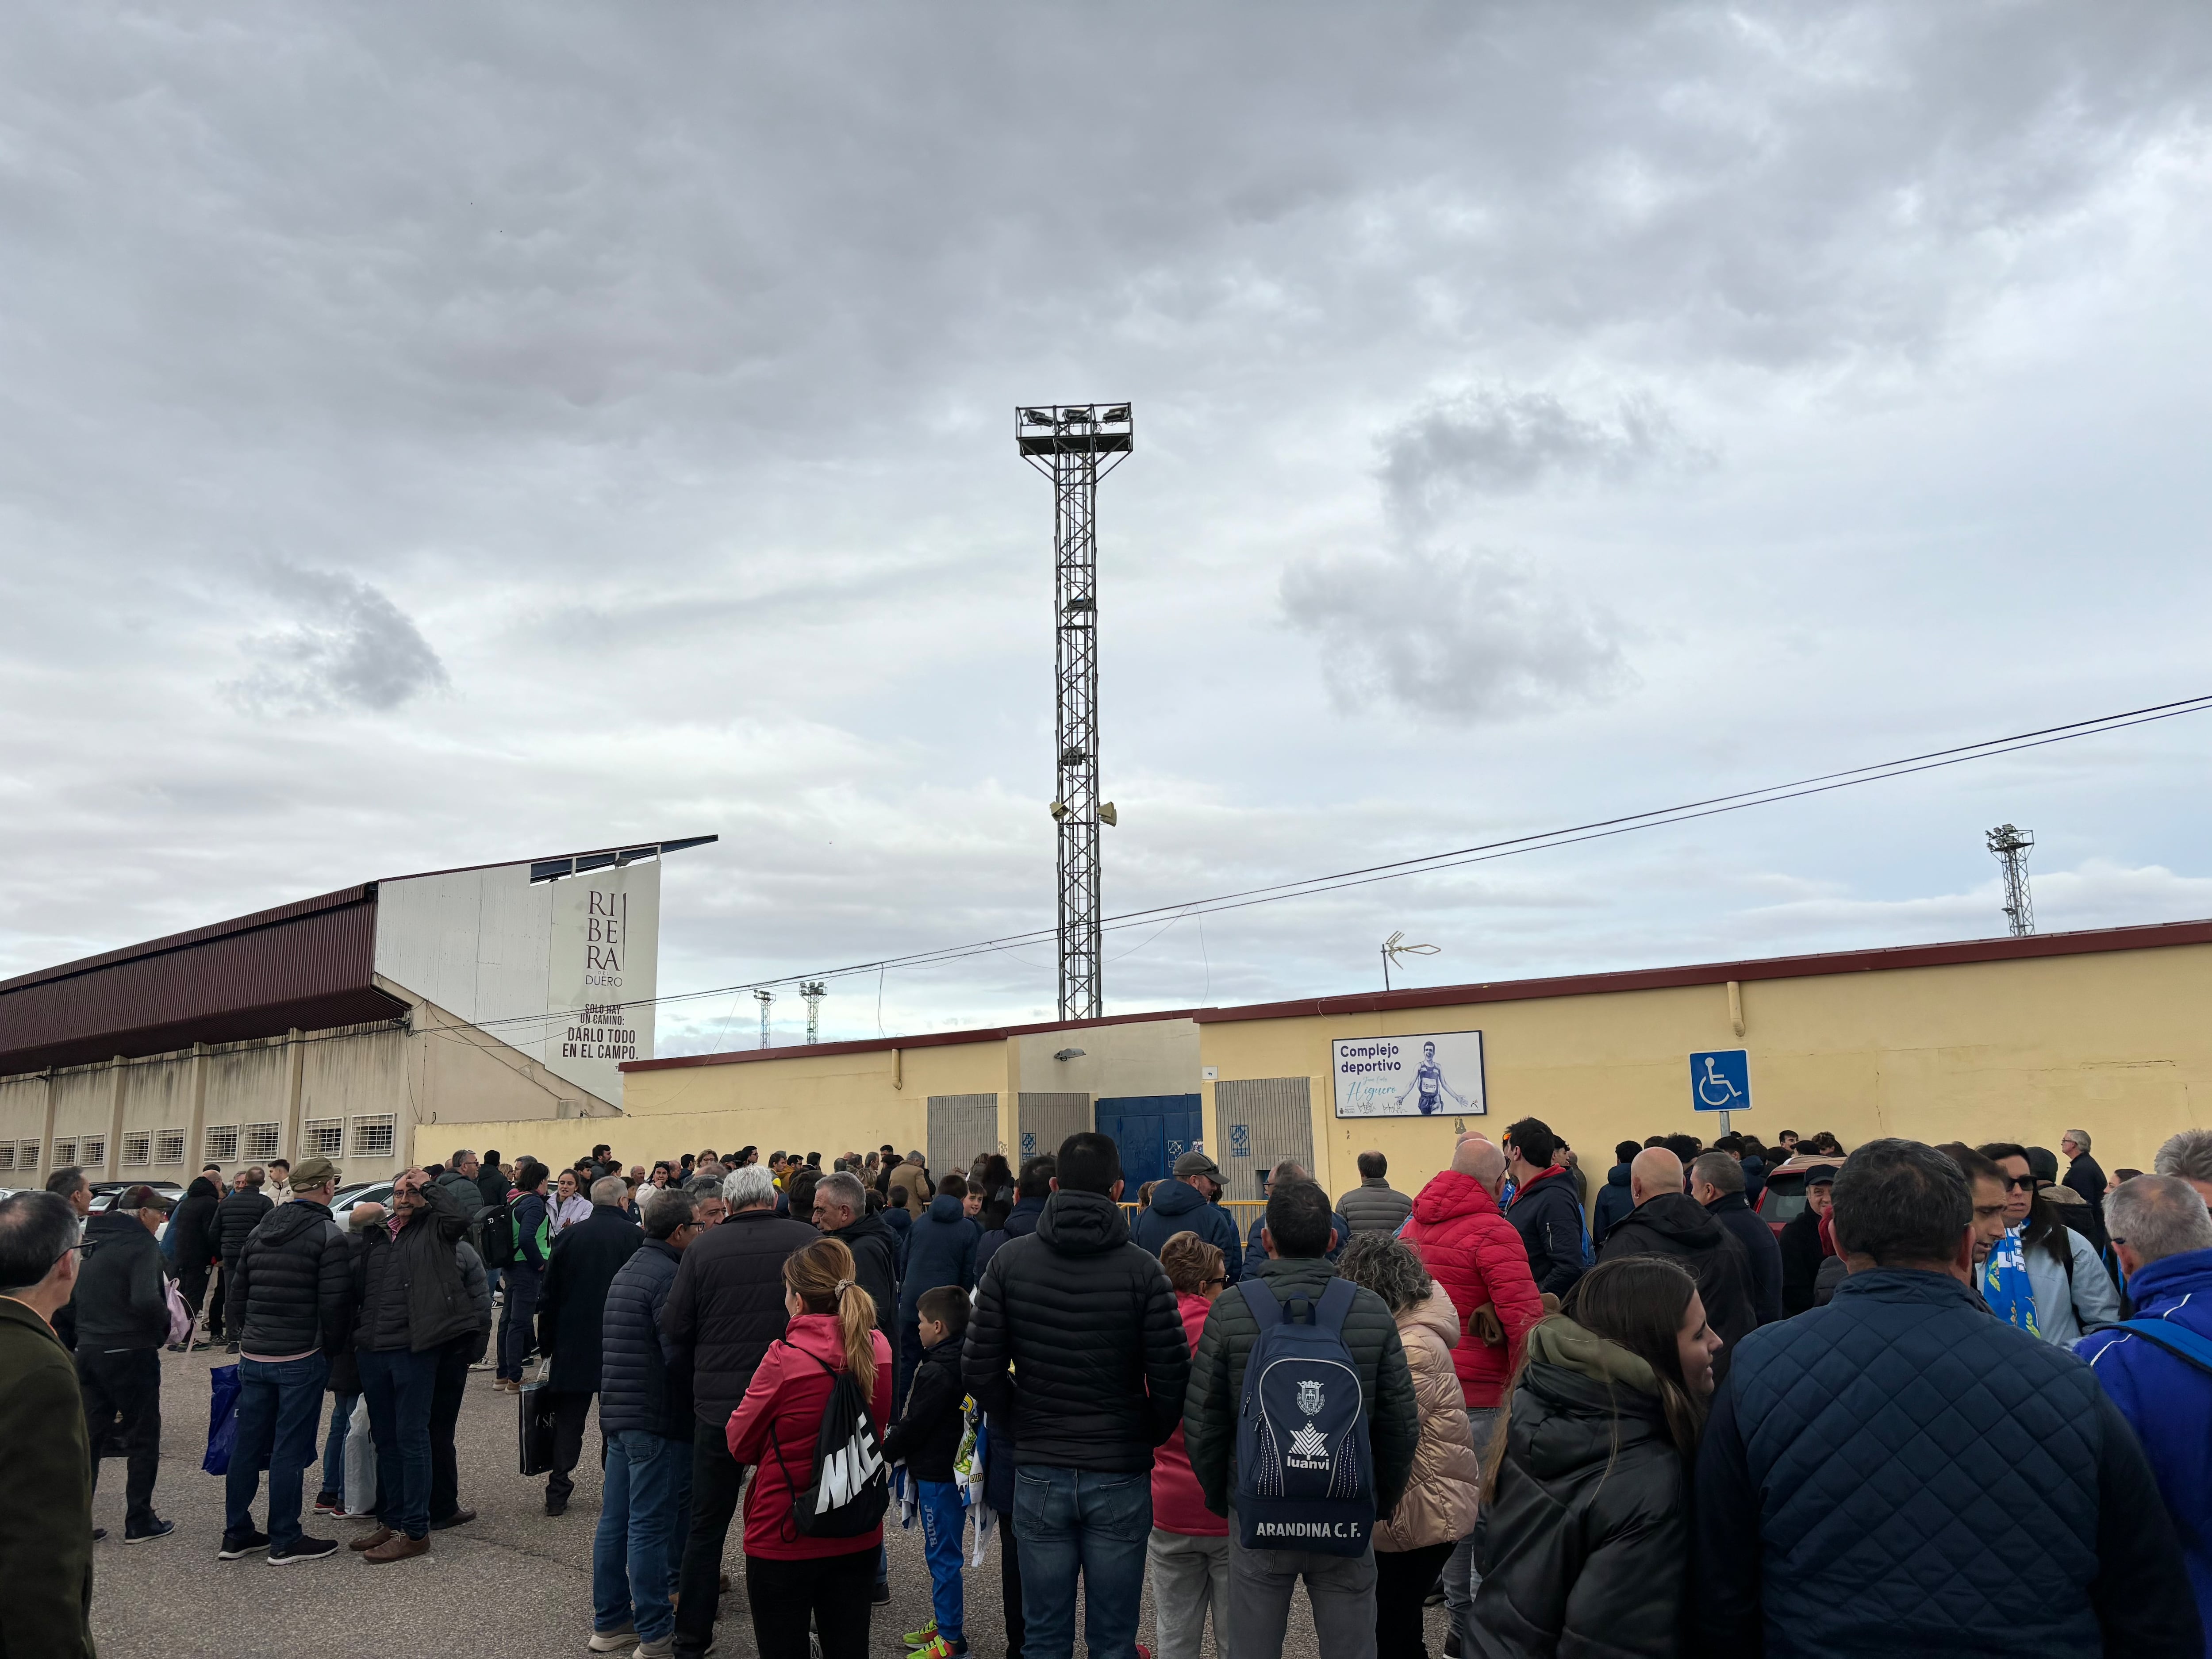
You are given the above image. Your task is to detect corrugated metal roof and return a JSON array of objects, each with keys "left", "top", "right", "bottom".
[{"left": 0, "top": 886, "right": 402, "bottom": 1075}]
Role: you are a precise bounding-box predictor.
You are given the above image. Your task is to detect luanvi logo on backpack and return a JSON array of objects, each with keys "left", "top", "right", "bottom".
[{"left": 1233, "top": 1278, "right": 1375, "bottom": 1556}]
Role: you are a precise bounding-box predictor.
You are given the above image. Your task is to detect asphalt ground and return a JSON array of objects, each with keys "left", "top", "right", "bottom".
[{"left": 87, "top": 1343, "right": 1452, "bottom": 1658}]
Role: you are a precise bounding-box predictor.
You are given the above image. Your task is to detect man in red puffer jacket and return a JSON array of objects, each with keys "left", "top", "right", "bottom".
[{"left": 1403, "top": 1131, "right": 1544, "bottom": 1659}]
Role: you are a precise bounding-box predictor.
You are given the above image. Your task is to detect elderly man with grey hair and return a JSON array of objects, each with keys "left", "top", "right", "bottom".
[
  {"left": 534, "top": 1174, "right": 645, "bottom": 1517},
  {"left": 2075, "top": 1172, "right": 2212, "bottom": 1644},
  {"left": 811, "top": 1169, "right": 898, "bottom": 1327},
  {"left": 665, "top": 1161, "right": 820, "bottom": 1657},
  {"left": 2155, "top": 1127, "right": 2212, "bottom": 1212}
]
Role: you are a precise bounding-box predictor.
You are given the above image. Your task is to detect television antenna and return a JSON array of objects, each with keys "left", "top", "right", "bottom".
[{"left": 1381, "top": 931, "right": 1440, "bottom": 992}]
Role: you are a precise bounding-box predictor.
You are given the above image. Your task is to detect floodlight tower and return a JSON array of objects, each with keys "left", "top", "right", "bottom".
[
  {"left": 753, "top": 988, "right": 775, "bottom": 1049},
  {"left": 1019, "top": 402, "right": 1133, "bottom": 1021},
  {"left": 1987, "top": 824, "right": 2036, "bottom": 937},
  {"left": 800, "top": 981, "right": 826, "bottom": 1045}
]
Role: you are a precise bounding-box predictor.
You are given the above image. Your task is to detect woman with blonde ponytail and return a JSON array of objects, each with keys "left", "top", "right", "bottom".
[{"left": 726, "top": 1237, "right": 893, "bottom": 1659}]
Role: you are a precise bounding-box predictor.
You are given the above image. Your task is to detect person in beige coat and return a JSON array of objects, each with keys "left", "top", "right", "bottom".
[{"left": 1339, "top": 1233, "right": 1484, "bottom": 1659}]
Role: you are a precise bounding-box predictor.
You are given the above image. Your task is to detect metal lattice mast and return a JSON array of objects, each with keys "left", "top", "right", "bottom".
[
  {"left": 1019, "top": 403, "right": 1132, "bottom": 1020},
  {"left": 1987, "top": 824, "right": 2035, "bottom": 937},
  {"left": 800, "top": 981, "right": 826, "bottom": 1045},
  {"left": 753, "top": 988, "right": 774, "bottom": 1049}
]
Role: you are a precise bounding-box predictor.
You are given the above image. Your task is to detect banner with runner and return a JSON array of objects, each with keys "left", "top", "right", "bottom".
[{"left": 1330, "top": 1029, "right": 1486, "bottom": 1118}]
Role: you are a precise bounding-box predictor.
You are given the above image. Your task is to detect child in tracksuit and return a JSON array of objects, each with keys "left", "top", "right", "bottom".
[{"left": 882, "top": 1285, "right": 970, "bottom": 1658}]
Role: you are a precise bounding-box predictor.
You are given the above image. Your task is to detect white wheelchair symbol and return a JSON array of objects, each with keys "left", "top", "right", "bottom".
[{"left": 1697, "top": 1056, "right": 1743, "bottom": 1109}]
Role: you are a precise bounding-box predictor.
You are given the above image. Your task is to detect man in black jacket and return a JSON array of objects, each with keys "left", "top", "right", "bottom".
[
  {"left": 964, "top": 1132, "right": 1190, "bottom": 1659},
  {"left": 1693, "top": 1152, "right": 1783, "bottom": 1327},
  {"left": 166, "top": 1175, "right": 223, "bottom": 1340},
  {"left": 811, "top": 1171, "right": 897, "bottom": 1327},
  {"left": 215, "top": 1169, "right": 274, "bottom": 1349},
  {"left": 536, "top": 1175, "right": 643, "bottom": 1516},
  {"left": 221, "top": 1156, "right": 352, "bottom": 1564},
  {"left": 1601, "top": 1148, "right": 1758, "bottom": 1380},
  {"left": 76, "top": 1184, "right": 177, "bottom": 1544},
  {"left": 662, "top": 1164, "right": 818, "bottom": 1659},
  {"left": 349, "top": 1169, "right": 473, "bottom": 1563},
  {"left": 595, "top": 1186, "right": 705, "bottom": 1655},
  {"left": 2060, "top": 1128, "right": 2106, "bottom": 1220},
  {"left": 1502, "top": 1118, "right": 1588, "bottom": 1297},
  {"left": 1183, "top": 1179, "right": 1420, "bottom": 1659},
  {"left": 1778, "top": 1164, "right": 1836, "bottom": 1317}
]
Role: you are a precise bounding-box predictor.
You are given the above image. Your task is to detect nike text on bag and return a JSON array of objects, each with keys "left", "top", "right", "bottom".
[
  {"left": 1233, "top": 1277, "right": 1375, "bottom": 1556},
  {"left": 769, "top": 1347, "right": 891, "bottom": 1540}
]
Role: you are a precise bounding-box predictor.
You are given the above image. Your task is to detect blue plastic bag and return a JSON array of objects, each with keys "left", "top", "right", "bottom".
[{"left": 203, "top": 1363, "right": 241, "bottom": 1476}]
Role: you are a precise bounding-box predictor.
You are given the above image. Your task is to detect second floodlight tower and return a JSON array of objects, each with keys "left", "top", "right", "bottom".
[{"left": 1019, "top": 402, "right": 1132, "bottom": 1021}]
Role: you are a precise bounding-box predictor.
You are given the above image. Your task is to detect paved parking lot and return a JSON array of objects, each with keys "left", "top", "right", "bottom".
[{"left": 85, "top": 1345, "right": 1431, "bottom": 1658}]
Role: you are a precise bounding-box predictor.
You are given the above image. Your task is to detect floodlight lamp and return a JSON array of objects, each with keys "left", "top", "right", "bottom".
[
  {"left": 1100, "top": 405, "right": 1130, "bottom": 422},
  {"left": 1022, "top": 408, "right": 1054, "bottom": 425},
  {"left": 1053, "top": 1048, "right": 1086, "bottom": 1062}
]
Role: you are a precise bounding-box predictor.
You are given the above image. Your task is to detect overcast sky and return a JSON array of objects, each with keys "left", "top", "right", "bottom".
[{"left": 4, "top": 3, "right": 2211, "bottom": 1055}]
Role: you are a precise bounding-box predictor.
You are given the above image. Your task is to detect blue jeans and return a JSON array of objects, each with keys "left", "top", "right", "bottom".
[
  {"left": 594, "top": 1430, "right": 695, "bottom": 1644},
  {"left": 320, "top": 1391, "right": 360, "bottom": 1507},
  {"left": 226, "top": 1353, "right": 330, "bottom": 1550},
  {"left": 499, "top": 1266, "right": 541, "bottom": 1381},
  {"left": 1013, "top": 1465, "right": 1151, "bottom": 1659},
  {"left": 918, "top": 1479, "right": 967, "bottom": 1646},
  {"left": 357, "top": 1348, "right": 439, "bottom": 1540}
]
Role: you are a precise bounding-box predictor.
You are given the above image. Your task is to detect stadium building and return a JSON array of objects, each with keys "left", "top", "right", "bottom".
[{"left": 0, "top": 838, "right": 711, "bottom": 1188}]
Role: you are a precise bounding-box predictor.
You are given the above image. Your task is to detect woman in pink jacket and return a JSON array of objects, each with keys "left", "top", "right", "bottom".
[
  {"left": 1148, "top": 1232, "right": 1230, "bottom": 1659},
  {"left": 1340, "top": 1232, "right": 1486, "bottom": 1659},
  {"left": 726, "top": 1237, "right": 894, "bottom": 1659}
]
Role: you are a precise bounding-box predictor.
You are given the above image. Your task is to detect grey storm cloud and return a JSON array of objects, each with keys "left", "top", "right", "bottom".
[
  {"left": 1281, "top": 546, "right": 1633, "bottom": 723},
  {"left": 1381, "top": 390, "right": 1713, "bottom": 521},
  {"left": 228, "top": 568, "right": 450, "bottom": 714}
]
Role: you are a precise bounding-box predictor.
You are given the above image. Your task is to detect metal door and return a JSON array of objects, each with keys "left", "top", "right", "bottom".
[
  {"left": 1094, "top": 1093, "right": 1204, "bottom": 1188},
  {"left": 1214, "top": 1077, "right": 1314, "bottom": 1202},
  {"left": 927, "top": 1094, "right": 1000, "bottom": 1182},
  {"left": 1017, "top": 1091, "right": 1091, "bottom": 1164}
]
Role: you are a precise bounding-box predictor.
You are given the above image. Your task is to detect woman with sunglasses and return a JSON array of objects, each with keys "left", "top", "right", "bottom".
[
  {"left": 1147, "top": 1231, "right": 1230, "bottom": 1659},
  {"left": 1977, "top": 1142, "right": 2120, "bottom": 1344}
]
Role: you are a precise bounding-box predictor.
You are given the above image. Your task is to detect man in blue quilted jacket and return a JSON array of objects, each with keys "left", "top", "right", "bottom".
[
  {"left": 2075, "top": 1173, "right": 2212, "bottom": 1657},
  {"left": 1693, "top": 1137, "right": 2201, "bottom": 1659}
]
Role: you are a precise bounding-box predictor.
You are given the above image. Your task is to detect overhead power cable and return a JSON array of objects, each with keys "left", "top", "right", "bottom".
[{"left": 466, "top": 690, "right": 2212, "bottom": 1036}]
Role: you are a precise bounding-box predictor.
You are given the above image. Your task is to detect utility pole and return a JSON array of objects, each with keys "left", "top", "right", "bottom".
[
  {"left": 1020, "top": 402, "right": 1132, "bottom": 1021},
  {"left": 1987, "top": 824, "right": 2035, "bottom": 937},
  {"left": 800, "top": 981, "right": 826, "bottom": 1045},
  {"left": 753, "top": 988, "right": 774, "bottom": 1050}
]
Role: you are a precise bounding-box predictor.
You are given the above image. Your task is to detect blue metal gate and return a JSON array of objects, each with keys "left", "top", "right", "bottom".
[{"left": 1094, "top": 1094, "right": 1204, "bottom": 1189}]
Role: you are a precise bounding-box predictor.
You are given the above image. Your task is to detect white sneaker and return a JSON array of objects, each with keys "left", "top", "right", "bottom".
[
  {"left": 586, "top": 1628, "right": 638, "bottom": 1654},
  {"left": 634, "top": 1640, "right": 674, "bottom": 1659}
]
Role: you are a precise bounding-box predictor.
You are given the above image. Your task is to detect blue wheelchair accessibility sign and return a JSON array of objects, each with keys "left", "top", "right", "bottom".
[{"left": 1690, "top": 1049, "right": 1751, "bottom": 1114}]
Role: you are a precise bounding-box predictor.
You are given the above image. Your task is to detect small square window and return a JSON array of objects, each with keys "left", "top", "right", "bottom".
[
  {"left": 350, "top": 1115, "right": 397, "bottom": 1159},
  {"left": 204, "top": 1125, "right": 239, "bottom": 1163},
  {"left": 121, "top": 1132, "right": 151, "bottom": 1167},
  {"left": 0, "top": 1144, "right": 14, "bottom": 1171},
  {"left": 17, "top": 1141, "right": 39, "bottom": 1172},
  {"left": 51, "top": 1138, "right": 77, "bottom": 1167},
  {"left": 303, "top": 1119, "right": 344, "bottom": 1159},
  {"left": 80, "top": 1137, "right": 106, "bottom": 1169},
  {"left": 242, "top": 1123, "right": 281, "bottom": 1161},
  {"left": 155, "top": 1129, "right": 186, "bottom": 1166}
]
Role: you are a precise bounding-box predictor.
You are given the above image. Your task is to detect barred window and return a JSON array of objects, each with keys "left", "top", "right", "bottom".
[
  {"left": 17, "top": 1141, "right": 38, "bottom": 1172},
  {"left": 242, "top": 1122, "right": 282, "bottom": 1161},
  {"left": 303, "top": 1119, "right": 344, "bottom": 1159},
  {"left": 0, "top": 1144, "right": 13, "bottom": 1171},
  {"left": 155, "top": 1129, "right": 186, "bottom": 1166},
  {"left": 51, "top": 1138, "right": 77, "bottom": 1167},
  {"left": 121, "top": 1132, "right": 152, "bottom": 1167},
  {"left": 350, "top": 1114, "right": 397, "bottom": 1159},
  {"left": 204, "top": 1125, "right": 239, "bottom": 1163},
  {"left": 80, "top": 1137, "right": 106, "bottom": 1169}
]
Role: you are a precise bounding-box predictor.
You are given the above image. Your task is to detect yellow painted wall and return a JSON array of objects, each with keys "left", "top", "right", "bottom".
[{"left": 1201, "top": 942, "right": 2212, "bottom": 1206}]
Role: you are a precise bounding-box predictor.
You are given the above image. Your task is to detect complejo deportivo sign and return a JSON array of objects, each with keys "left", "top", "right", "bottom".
[{"left": 1331, "top": 1029, "right": 1487, "bottom": 1118}]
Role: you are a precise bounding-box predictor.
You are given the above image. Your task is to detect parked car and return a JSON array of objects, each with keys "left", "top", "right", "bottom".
[
  {"left": 332, "top": 1180, "right": 395, "bottom": 1227},
  {"left": 1754, "top": 1156, "right": 1831, "bottom": 1236}
]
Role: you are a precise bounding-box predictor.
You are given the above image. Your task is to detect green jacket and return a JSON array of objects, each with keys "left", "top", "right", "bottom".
[
  {"left": 0, "top": 1296, "right": 94, "bottom": 1657},
  {"left": 1183, "top": 1253, "right": 1421, "bottom": 1521}
]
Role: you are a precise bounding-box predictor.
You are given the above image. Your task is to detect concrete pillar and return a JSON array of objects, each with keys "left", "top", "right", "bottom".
[
  {"left": 36, "top": 1070, "right": 58, "bottom": 1176},
  {"left": 104, "top": 1055, "right": 127, "bottom": 1180},
  {"left": 185, "top": 1041, "right": 209, "bottom": 1175},
  {"left": 283, "top": 1029, "right": 305, "bottom": 1161}
]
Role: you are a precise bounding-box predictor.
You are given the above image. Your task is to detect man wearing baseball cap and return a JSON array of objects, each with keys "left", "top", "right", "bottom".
[
  {"left": 222, "top": 1155, "right": 355, "bottom": 1564},
  {"left": 1130, "top": 1149, "right": 1245, "bottom": 1284},
  {"left": 75, "top": 1183, "right": 178, "bottom": 1544}
]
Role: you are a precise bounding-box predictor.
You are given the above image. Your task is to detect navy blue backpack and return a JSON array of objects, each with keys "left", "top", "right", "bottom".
[{"left": 1233, "top": 1277, "right": 1375, "bottom": 1556}]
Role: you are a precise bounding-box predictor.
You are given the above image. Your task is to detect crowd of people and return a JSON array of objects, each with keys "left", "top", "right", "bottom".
[{"left": 1, "top": 1120, "right": 2209, "bottom": 1658}]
